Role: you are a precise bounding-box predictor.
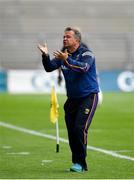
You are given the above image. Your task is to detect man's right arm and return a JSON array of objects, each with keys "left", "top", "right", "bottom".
[
  {"left": 42, "top": 54, "right": 61, "bottom": 72},
  {"left": 38, "top": 43, "right": 61, "bottom": 72}
]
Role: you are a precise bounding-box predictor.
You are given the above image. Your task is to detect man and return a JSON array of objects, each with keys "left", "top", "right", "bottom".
[
  {"left": 57, "top": 42, "right": 89, "bottom": 86},
  {"left": 38, "top": 27, "right": 99, "bottom": 172}
]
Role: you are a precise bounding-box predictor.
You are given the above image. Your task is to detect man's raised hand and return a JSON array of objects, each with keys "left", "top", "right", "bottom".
[{"left": 37, "top": 43, "right": 48, "bottom": 55}]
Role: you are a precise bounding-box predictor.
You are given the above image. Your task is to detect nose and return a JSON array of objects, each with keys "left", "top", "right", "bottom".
[{"left": 64, "top": 36, "right": 67, "bottom": 40}]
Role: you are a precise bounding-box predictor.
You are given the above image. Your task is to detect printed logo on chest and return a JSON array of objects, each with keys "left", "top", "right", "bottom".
[{"left": 61, "top": 65, "right": 68, "bottom": 70}]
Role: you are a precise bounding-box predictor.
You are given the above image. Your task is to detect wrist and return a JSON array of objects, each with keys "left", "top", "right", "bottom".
[
  {"left": 64, "top": 55, "right": 68, "bottom": 61},
  {"left": 42, "top": 53, "right": 49, "bottom": 56}
]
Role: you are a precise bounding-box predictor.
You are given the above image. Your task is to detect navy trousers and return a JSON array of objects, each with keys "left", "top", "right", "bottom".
[{"left": 64, "top": 93, "right": 98, "bottom": 169}]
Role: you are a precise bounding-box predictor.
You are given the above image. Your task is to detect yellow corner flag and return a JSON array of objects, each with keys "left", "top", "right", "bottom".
[{"left": 50, "top": 86, "right": 59, "bottom": 124}]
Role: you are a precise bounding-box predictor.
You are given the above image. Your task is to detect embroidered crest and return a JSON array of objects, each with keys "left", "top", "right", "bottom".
[{"left": 84, "top": 108, "right": 90, "bottom": 114}]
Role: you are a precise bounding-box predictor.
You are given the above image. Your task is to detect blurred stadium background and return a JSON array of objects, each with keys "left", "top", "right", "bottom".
[
  {"left": 0, "top": 0, "right": 134, "bottom": 93},
  {"left": 0, "top": 0, "right": 134, "bottom": 179}
]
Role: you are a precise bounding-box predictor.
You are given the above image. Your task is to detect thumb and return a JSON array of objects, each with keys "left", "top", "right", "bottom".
[{"left": 64, "top": 49, "right": 68, "bottom": 54}]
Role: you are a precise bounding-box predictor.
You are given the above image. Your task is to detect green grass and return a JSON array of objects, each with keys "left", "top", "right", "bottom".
[{"left": 0, "top": 93, "right": 134, "bottom": 179}]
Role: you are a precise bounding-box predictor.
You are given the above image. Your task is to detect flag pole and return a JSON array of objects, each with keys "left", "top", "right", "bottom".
[
  {"left": 56, "top": 120, "right": 59, "bottom": 153},
  {"left": 50, "top": 85, "right": 60, "bottom": 153}
]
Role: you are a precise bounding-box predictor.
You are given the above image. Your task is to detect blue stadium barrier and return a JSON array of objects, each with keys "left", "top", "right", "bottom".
[
  {"left": 0, "top": 70, "right": 134, "bottom": 93},
  {"left": 99, "top": 70, "right": 134, "bottom": 92},
  {"left": 0, "top": 70, "right": 7, "bottom": 92}
]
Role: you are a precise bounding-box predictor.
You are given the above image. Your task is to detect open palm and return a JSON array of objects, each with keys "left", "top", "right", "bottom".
[{"left": 38, "top": 43, "right": 48, "bottom": 55}]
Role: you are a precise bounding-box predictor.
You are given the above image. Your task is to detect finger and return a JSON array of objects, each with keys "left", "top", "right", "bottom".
[
  {"left": 37, "top": 44, "right": 43, "bottom": 51},
  {"left": 53, "top": 51, "right": 59, "bottom": 56},
  {"left": 53, "top": 53, "right": 59, "bottom": 58},
  {"left": 44, "top": 43, "right": 47, "bottom": 47},
  {"left": 37, "top": 44, "right": 41, "bottom": 49},
  {"left": 54, "top": 50, "right": 60, "bottom": 53},
  {"left": 55, "top": 50, "right": 63, "bottom": 55},
  {"left": 53, "top": 51, "right": 61, "bottom": 56},
  {"left": 38, "top": 44, "right": 44, "bottom": 50},
  {"left": 64, "top": 49, "right": 68, "bottom": 55}
]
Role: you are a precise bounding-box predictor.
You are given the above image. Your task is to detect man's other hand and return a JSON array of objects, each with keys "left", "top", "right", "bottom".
[{"left": 53, "top": 49, "right": 68, "bottom": 61}]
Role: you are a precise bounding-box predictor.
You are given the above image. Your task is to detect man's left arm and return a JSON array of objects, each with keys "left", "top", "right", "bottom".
[{"left": 64, "top": 51, "right": 95, "bottom": 73}]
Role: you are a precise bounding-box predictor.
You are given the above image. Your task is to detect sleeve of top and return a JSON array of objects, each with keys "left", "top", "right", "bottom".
[
  {"left": 42, "top": 54, "right": 61, "bottom": 72},
  {"left": 64, "top": 51, "right": 95, "bottom": 73}
]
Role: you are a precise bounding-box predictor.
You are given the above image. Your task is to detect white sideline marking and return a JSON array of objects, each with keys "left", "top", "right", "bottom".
[
  {"left": 42, "top": 160, "right": 53, "bottom": 163},
  {"left": 114, "top": 150, "right": 133, "bottom": 153},
  {"left": 41, "top": 160, "right": 53, "bottom": 166},
  {"left": 0, "top": 121, "right": 134, "bottom": 162},
  {"left": 7, "top": 152, "right": 30, "bottom": 155},
  {"left": 2, "top": 145, "right": 12, "bottom": 149}
]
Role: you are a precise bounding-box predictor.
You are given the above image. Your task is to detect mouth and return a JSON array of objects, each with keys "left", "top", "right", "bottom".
[
  {"left": 63, "top": 40, "right": 67, "bottom": 44},
  {"left": 63, "top": 41, "right": 68, "bottom": 47}
]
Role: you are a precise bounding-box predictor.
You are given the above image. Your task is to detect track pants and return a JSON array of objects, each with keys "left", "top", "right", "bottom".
[{"left": 64, "top": 93, "right": 98, "bottom": 169}]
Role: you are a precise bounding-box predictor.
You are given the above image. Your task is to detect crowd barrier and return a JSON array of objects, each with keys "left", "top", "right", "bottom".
[
  {"left": 0, "top": 70, "right": 134, "bottom": 93},
  {"left": 0, "top": 70, "right": 7, "bottom": 92}
]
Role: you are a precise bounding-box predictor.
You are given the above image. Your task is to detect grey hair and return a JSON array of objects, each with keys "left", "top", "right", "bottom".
[{"left": 64, "top": 27, "right": 81, "bottom": 42}]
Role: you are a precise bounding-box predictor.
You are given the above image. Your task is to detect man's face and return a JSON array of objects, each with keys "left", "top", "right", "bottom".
[{"left": 63, "top": 30, "right": 78, "bottom": 48}]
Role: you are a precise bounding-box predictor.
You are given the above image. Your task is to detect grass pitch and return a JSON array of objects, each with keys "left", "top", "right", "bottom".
[{"left": 0, "top": 93, "right": 134, "bottom": 179}]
